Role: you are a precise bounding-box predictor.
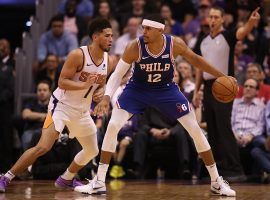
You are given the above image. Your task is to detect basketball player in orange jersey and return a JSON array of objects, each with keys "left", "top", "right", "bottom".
[
  {"left": 0, "top": 18, "right": 113, "bottom": 193},
  {"left": 75, "top": 14, "right": 236, "bottom": 196}
]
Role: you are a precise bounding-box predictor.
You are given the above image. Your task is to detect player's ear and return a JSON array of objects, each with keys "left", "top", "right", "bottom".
[{"left": 92, "top": 32, "right": 99, "bottom": 41}]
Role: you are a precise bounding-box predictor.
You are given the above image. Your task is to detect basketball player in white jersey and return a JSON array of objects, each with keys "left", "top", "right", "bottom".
[{"left": 0, "top": 18, "right": 113, "bottom": 193}]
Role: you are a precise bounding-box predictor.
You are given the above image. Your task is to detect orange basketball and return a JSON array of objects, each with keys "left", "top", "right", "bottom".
[{"left": 212, "top": 76, "right": 239, "bottom": 103}]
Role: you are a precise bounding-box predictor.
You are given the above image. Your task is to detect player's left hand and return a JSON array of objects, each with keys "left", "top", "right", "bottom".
[
  {"left": 93, "top": 95, "right": 110, "bottom": 116},
  {"left": 93, "top": 87, "right": 105, "bottom": 103}
]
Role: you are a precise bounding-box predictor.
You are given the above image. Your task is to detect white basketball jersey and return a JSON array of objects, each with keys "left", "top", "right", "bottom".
[{"left": 53, "top": 46, "right": 108, "bottom": 111}]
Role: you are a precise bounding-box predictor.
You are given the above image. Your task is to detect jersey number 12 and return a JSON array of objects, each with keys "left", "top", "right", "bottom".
[{"left": 148, "top": 74, "right": 161, "bottom": 82}]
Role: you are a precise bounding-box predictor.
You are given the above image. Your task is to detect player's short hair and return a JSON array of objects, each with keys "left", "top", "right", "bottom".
[
  {"left": 87, "top": 18, "right": 112, "bottom": 39},
  {"left": 144, "top": 14, "right": 165, "bottom": 25}
]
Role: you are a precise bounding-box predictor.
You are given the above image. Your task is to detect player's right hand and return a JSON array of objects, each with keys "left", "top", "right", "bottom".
[{"left": 93, "top": 95, "right": 110, "bottom": 116}]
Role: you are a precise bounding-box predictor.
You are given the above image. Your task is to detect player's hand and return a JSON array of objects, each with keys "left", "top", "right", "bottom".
[
  {"left": 93, "top": 95, "right": 110, "bottom": 116},
  {"left": 93, "top": 87, "right": 105, "bottom": 103},
  {"left": 249, "top": 7, "right": 260, "bottom": 25},
  {"left": 83, "top": 73, "right": 97, "bottom": 89},
  {"left": 227, "top": 76, "right": 237, "bottom": 83}
]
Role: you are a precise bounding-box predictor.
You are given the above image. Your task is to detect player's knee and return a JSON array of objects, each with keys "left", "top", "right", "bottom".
[
  {"left": 108, "top": 120, "right": 123, "bottom": 134},
  {"left": 85, "top": 145, "right": 99, "bottom": 158}
]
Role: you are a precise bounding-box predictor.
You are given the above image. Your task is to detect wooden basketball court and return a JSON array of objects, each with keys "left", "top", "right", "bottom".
[{"left": 1, "top": 180, "right": 270, "bottom": 200}]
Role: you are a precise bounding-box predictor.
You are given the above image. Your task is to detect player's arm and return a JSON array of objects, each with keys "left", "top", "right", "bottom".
[
  {"left": 104, "top": 40, "right": 139, "bottom": 99},
  {"left": 58, "top": 49, "right": 95, "bottom": 90},
  {"left": 236, "top": 7, "right": 260, "bottom": 40},
  {"left": 173, "top": 37, "right": 225, "bottom": 78},
  {"left": 93, "top": 40, "right": 139, "bottom": 116}
]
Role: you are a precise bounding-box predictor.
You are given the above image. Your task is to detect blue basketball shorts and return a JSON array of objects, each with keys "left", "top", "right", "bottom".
[{"left": 117, "top": 83, "right": 191, "bottom": 120}]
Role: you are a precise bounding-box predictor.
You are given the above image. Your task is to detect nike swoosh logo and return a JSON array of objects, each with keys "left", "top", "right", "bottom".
[
  {"left": 87, "top": 63, "right": 91, "bottom": 66},
  {"left": 93, "top": 185, "right": 104, "bottom": 189},
  {"left": 142, "top": 56, "right": 150, "bottom": 59},
  {"left": 212, "top": 186, "right": 221, "bottom": 191}
]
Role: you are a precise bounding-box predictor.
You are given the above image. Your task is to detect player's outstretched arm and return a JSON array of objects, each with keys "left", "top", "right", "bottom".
[
  {"left": 93, "top": 40, "right": 139, "bottom": 116},
  {"left": 173, "top": 37, "right": 225, "bottom": 78},
  {"left": 58, "top": 49, "right": 96, "bottom": 90}
]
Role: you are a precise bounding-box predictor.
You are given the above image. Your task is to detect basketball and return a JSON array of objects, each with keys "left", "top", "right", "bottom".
[{"left": 212, "top": 76, "right": 239, "bottom": 103}]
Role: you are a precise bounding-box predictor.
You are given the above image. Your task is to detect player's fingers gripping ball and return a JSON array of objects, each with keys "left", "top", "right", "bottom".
[{"left": 212, "top": 76, "right": 239, "bottom": 103}]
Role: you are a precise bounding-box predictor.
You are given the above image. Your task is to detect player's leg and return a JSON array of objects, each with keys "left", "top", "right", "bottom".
[
  {"left": 55, "top": 114, "right": 99, "bottom": 189},
  {"left": 177, "top": 110, "right": 236, "bottom": 197},
  {"left": 97, "top": 108, "right": 132, "bottom": 180},
  {"left": 0, "top": 123, "right": 59, "bottom": 192},
  {"left": 55, "top": 134, "right": 99, "bottom": 189},
  {"left": 74, "top": 107, "right": 131, "bottom": 194}
]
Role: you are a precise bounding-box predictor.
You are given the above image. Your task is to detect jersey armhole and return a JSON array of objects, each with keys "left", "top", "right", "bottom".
[
  {"left": 76, "top": 47, "right": 85, "bottom": 72},
  {"left": 136, "top": 38, "right": 142, "bottom": 63},
  {"left": 170, "top": 36, "right": 175, "bottom": 64}
]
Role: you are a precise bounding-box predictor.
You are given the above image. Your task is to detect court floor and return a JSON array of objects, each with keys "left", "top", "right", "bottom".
[{"left": 1, "top": 180, "right": 270, "bottom": 200}]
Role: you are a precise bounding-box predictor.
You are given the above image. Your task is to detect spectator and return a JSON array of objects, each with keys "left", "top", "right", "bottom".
[
  {"left": 58, "top": 0, "right": 94, "bottom": 20},
  {"left": 36, "top": 54, "right": 62, "bottom": 90},
  {"left": 160, "top": 4, "right": 184, "bottom": 37},
  {"left": 167, "top": 0, "right": 196, "bottom": 23},
  {"left": 119, "top": 0, "right": 147, "bottom": 31},
  {"left": 113, "top": 17, "right": 141, "bottom": 59},
  {"left": 237, "top": 63, "right": 270, "bottom": 104},
  {"left": 62, "top": 0, "right": 87, "bottom": 41},
  {"left": 96, "top": 0, "right": 120, "bottom": 44},
  {"left": 193, "top": 6, "right": 260, "bottom": 180},
  {"left": 252, "top": 101, "right": 270, "bottom": 183},
  {"left": 182, "top": 0, "right": 211, "bottom": 40},
  {"left": 231, "top": 78, "right": 265, "bottom": 174},
  {"left": 234, "top": 40, "right": 254, "bottom": 85},
  {"left": 37, "top": 14, "right": 78, "bottom": 64},
  {"left": 0, "top": 39, "right": 14, "bottom": 72},
  {"left": 21, "top": 80, "right": 51, "bottom": 150},
  {"left": 176, "top": 60, "right": 195, "bottom": 101},
  {"left": 0, "top": 44, "right": 14, "bottom": 173},
  {"left": 133, "top": 106, "right": 191, "bottom": 179}
]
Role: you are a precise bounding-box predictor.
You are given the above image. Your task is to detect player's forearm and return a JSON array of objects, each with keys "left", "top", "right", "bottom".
[
  {"left": 104, "top": 59, "right": 130, "bottom": 98},
  {"left": 191, "top": 54, "right": 225, "bottom": 78},
  {"left": 58, "top": 78, "right": 86, "bottom": 90},
  {"left": 104, "top": 71, "right": 123, "bottom": 98}
]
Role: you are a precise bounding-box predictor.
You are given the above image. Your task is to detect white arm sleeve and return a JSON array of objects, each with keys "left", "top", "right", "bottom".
[{"left": 105, "top": 59, "right": 131, "bottom": 98}]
